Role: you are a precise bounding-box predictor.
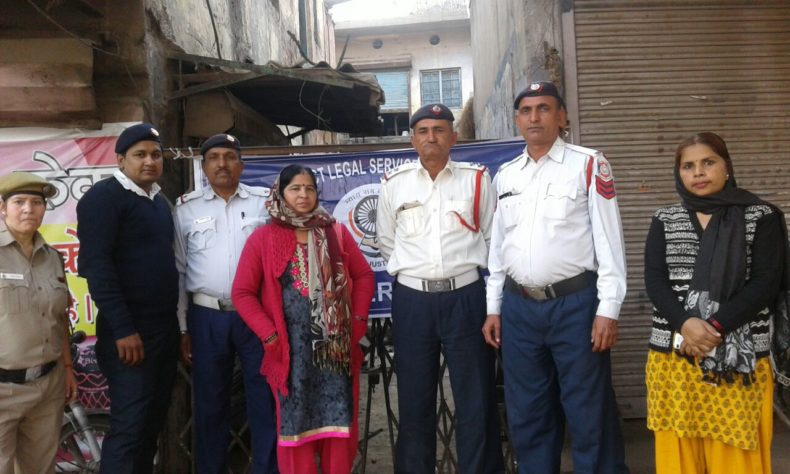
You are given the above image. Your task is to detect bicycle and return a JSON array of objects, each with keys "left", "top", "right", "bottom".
[{"left": 55, "top": 330, "right": 110, "bottom": 473}]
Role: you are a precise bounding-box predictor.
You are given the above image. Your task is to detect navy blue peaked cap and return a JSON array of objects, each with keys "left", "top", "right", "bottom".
[
  {"left": 409, "top": 103, "right": 455, "bottom": 128},
  {"left": 200, "top": 133, "right": 241, "bottom": 156}
]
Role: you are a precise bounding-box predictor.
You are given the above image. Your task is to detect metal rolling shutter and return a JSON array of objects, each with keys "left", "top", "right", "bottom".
[{"left": 571, "top": 0, "right": 790, "bottom": 418}]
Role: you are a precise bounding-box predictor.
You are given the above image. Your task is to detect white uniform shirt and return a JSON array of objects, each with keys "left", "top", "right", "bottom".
[
  {"left": 173, "top": 183, "right": 269, "bottom": 330},
  {"left": 486, "top": 138, "right": 626, "bottom": 319},
  {"left": 113, "top": 169, "right": 161, "bottom": 200},
  {"left": 376, "top": 158, "right": 495, "bottom": 280}
]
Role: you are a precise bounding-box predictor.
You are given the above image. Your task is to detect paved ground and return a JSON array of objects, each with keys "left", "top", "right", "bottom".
[
  {"left": 357, "top": 374, "right": 790, "bottom": 473},
  {"left": 570, "top": 416, "right": 790, "bottom": 474}
]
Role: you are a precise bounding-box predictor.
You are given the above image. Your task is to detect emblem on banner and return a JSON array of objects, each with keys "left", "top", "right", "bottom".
[{"left": 332, "top": 183, "right": 386, "bottom": 266}]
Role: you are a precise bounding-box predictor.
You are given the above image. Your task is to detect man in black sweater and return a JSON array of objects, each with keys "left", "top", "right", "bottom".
[{"left": 77, "top": 123, "right": 178, "bottom": 474}]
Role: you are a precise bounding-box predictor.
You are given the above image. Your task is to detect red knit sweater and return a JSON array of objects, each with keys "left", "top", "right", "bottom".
[{"left": 232, "top": 222, "right": 375, "bottom": 397}]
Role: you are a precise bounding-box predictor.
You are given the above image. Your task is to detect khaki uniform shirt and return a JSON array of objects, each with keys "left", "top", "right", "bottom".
[{"left": 0, "top": 229, "right": 68, "bottom": 370}]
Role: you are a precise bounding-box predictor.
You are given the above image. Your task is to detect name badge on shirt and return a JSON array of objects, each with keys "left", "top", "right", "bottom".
[
  {"left": 0, "top": 272, "right": 24, "bottom": 280},
  {"left": 194, "top": 216, "right": 213, "bottom": 224}
]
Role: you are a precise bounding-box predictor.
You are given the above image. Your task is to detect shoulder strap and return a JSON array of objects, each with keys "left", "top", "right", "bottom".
[{"left": 452, "top": 168, "right": 484, "bottom": 233}]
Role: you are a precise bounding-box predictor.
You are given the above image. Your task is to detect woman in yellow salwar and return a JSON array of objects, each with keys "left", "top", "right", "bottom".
[{"left": 643, "top": 132, "right": 785, "bottom": 474}]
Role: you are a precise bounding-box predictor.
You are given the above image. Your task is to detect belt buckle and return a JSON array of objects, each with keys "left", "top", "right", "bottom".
[
  {"left": 424, "top": 279, "right": 451, "bottom": 292},
  {"left": 25, "top": 365, "right": 42, "bottom": 382},
  {"left": 524, "top": 286, "right": 548, "bottom": 301},
  {"left": 218, "top": 299, "right": 233, "bottom": 312}
]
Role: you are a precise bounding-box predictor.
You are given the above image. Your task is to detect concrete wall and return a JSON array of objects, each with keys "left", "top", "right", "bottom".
[
  {"left": 470, "top": 0, "right": 564, "bottom": 139},
  {"left": 146, "top": 0, "right": 335, "bottom": 66},
  {"left": 144, "top": 0, "right": 336, "bottom": 145},
  {"left": 339, "top": 25, "right": 472, "bottom": 116}
]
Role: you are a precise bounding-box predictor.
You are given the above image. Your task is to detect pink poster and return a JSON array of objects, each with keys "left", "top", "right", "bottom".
[{"left": 0, "top": 124, "right": 129, "bottom": 336}]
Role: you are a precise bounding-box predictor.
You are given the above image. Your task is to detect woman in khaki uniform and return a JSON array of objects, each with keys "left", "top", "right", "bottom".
[{"left": 0, "top": 172, "right": 78, "bottom": 474}]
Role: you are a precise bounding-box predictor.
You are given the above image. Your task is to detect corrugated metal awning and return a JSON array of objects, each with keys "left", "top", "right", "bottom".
[{"left": 167, "top": 51, "right": 385, "bottom": 135}]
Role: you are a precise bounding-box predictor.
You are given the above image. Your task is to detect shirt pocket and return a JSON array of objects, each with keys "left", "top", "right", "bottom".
[
  {"left": 499, "top": 196, "right": 522, "bottom": 230},
  {"left": 240, "top": 215, "right": 266, "bottom": 238},
  {"left": 186, "top": 218, "right": 217, "bottom": 252},
  {"left": 0, "top": 278, "right": 29, "bottom": 315},
  {"left": 542, "top": 182, "right": 578, "bottom": 219},
  {"left": 445, "top": 199, "right": 473, "bottom": 231},
  {"left": 48, "top": 278, "right": 70, "bottom": 316},
  {"left": 396, "top": 204, "right": 424, "bottom": 237}
]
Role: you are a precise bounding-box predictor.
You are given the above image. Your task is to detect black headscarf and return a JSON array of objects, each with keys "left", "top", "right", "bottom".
[{"left": 675, "top": 151, "right": 767, "bottom": 384}]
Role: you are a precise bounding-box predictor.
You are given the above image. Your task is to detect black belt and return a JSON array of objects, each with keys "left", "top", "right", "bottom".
[
  {"left": 0, "top": 360, "right": 58, "bottom": 384},
  {"left": 505, "top": 271, "right": 596, "bottom": 301}
]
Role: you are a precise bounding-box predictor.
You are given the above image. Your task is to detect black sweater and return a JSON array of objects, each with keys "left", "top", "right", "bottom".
[{"left": 77, "top": 177, "right": 178, "bottom": 340}]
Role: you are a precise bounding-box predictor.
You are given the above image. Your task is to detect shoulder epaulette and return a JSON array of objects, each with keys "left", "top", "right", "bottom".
[
  {"left": 455, "top": 161, "right": 488, "bottom": 172},
  {"left": 246, "top": 186, "right": 271, "bottom": 197},
  {"left": 383, "top": 161, "right": 419, "bottom": 182},
  {"left": 565, "top": 142, "right": 600, "bottom": 159},
  {"left": 176, "top": 189, "right": 203, "bottom": 206},
  {"left": 498, "top": 153, "right": 525, "bottom": 172}
]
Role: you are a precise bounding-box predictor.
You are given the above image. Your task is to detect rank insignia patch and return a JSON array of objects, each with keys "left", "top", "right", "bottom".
[{"left": 596, "top": 159, "right": 616, "bottom": 199}]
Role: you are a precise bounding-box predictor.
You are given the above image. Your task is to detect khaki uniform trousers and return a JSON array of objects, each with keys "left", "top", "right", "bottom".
[{"left": 0, "top": 363, "right": 65, "bottom": 474}]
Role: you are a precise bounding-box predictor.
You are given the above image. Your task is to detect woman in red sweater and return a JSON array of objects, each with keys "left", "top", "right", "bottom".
[{"left": 232, "top": 164, "right": 375, "bottom": 474}]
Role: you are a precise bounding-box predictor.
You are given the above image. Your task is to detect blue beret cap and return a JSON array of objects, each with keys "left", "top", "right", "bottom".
[
  {"left": 200, "top": 133, "right": 241, "bottom": 156},
  {"left": 409, "top": 103, "right": 455, "bottom": 129},
  {"left": 513, "top": 82, "right": 565, "bottom": 110},
  {"left": 115, "top": 123, "right": 161, "bottom": 154}
]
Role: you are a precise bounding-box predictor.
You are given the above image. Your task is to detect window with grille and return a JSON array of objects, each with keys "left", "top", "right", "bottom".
[{"left": 420, "top": 68, "right": 461, "bottom": 108}]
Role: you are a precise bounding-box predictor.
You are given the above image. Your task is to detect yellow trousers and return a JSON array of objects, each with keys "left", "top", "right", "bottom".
[{"left": 653, "top": 366, "right": 774, "bottom": 474}]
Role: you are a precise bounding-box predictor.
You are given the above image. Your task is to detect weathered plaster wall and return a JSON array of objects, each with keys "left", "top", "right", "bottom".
[
  {"left": 146, "top": 0, "right": 335, "bottom": 66},
  {"left": 470, "top": 0, "right": 564, "bottom": 139}
]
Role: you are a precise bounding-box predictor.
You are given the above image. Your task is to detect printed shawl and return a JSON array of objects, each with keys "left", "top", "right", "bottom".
[{"left": 266, "top": 177, "right": 353, "bottom": 374}]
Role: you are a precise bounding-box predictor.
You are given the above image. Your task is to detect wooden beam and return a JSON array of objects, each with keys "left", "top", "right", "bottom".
[
  {"left": 0, "top": 38, "right": 92, "bottom": 65},
  {"left": 1, "top": 86, "right": 96, "bottom": 111},
  {"left": 0, "top": 63, "right": 91, "bottom": 87},
  {"left": 0, "top": 112, "right": 101, "bottom": 129},
  {"left": 170, "top": 71, "right": 264, "bottom": 100}
]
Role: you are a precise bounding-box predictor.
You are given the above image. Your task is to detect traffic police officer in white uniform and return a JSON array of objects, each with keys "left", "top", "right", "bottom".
[
  {"left": 174, "top": 134, "right": 277, "bottom": 474},
  {"left": 377, "top": 103, "right": 505, "bottom": 474},
  {"left": 483, "top": 82, "right": 628, "bottom": 473}
]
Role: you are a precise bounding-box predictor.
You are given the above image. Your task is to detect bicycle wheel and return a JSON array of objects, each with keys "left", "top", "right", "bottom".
[{"left": 55, "top": 413, "right": 111, "bottom": 473}]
